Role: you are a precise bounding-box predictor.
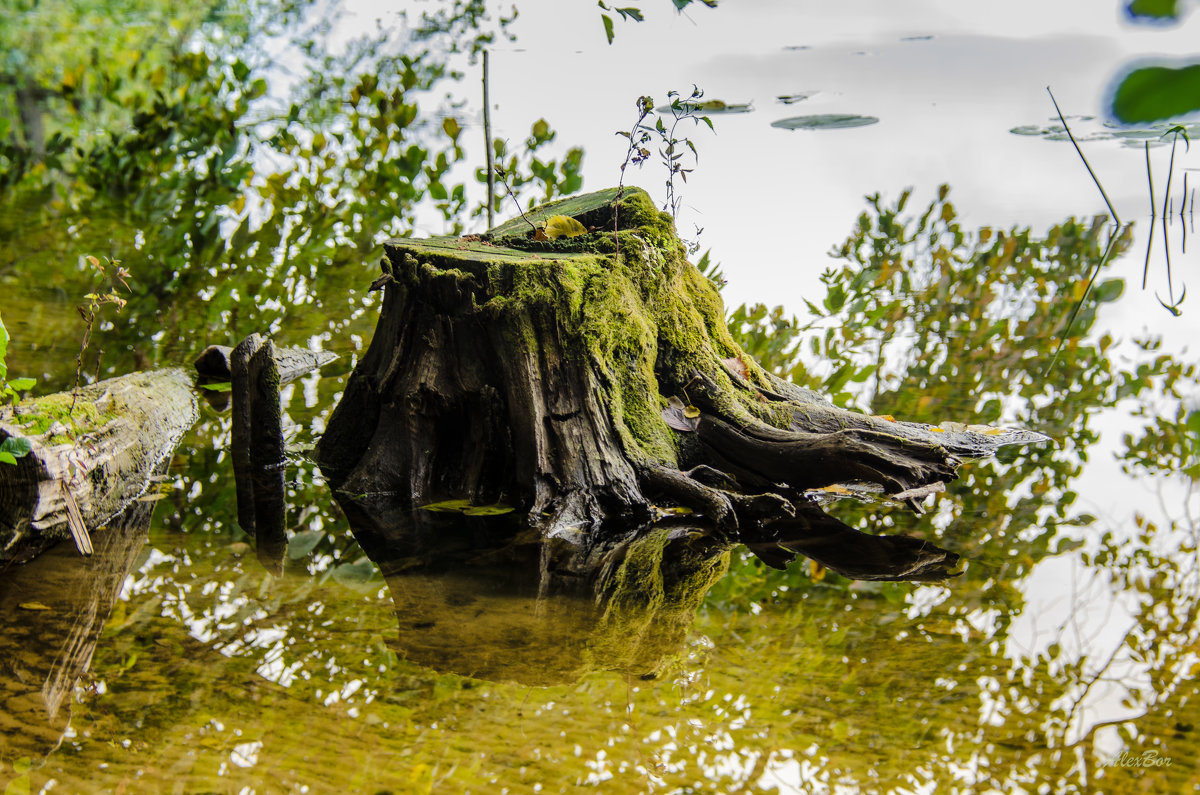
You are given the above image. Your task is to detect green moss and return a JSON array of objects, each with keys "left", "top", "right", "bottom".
[
  {"left": 385, "top": 186, "right": 793, "bottom": 469},
  {"left": 13, "top": 391, "right": 117, "bottom": 443},
  {"left": 588, "top": 526, "right": 730, "bottom": 676}
]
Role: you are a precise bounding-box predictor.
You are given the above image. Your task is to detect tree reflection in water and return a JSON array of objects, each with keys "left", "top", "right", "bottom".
[{"left": 2, "top": 187, "right": 1197, "bottom": 792}]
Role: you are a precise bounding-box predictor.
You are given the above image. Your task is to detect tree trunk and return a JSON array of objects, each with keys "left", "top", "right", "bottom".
[{"left": 316, "top": 187, "right": 1046, "bottom": 579}]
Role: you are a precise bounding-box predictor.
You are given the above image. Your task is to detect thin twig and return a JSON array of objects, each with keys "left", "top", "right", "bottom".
[
  {"left": 1162, "top": 132, "right": 1177, "bottom": 303},
  {"left": 495, "top": 166, "right": 536, "bottom": 233},
  {"left": 1144, "top": 141, "right": 1155, "bottom": 289},
  {"left": 1044, "top": 225, "right": 1127, "bottom": 376},
  {"left": 1047, "top": 86, "right": 1121, "bottom": 226}
]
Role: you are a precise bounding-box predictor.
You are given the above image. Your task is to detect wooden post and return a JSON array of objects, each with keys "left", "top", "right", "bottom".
[
  {"left": 230, "top": 333, "right": 263, "bottom": 536},
  {"left": 483, "top": 49, "right": 495, "bottom": 229},
  {"left": 249, "top": 340, "right": 286, "bottom": 576}
]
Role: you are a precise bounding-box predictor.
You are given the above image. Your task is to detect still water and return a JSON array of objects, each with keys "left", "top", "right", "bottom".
[{"left": 2, "top": 0, "right": 1199, "bottom": 792}]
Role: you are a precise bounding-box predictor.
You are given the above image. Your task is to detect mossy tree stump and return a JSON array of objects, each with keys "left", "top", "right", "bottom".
[{"left": 316, "top": 187, "right": 1044, "bottom": 579}]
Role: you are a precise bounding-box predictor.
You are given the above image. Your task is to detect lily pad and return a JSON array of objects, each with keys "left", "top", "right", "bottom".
[
  {"left": 657, "top": 99, "right": 753, "bottom": 115},
  {"left": 771, "top": 114, "right": 879, "bottom": 131},
  {"left": 419, "top": 498, "right": 515, "bottom": 516},
  {"left": 777, "top": 91, "right": 819, "bottom": 105},
  {"left": 1010, "top": 116, "right": 1200, "bottom": 147}
]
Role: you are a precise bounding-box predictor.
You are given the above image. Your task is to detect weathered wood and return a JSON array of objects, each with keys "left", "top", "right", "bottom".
[
  {"left": 317, "top": 187, "right": 1047, "bottom": 580},
  {"left": 195, "top": 343, "right": 337, "bottom": 385},
  {"left": 0, "top": 369, "right": 197, "bottom": 563},
  {"left": 230, "top": 334, "right": 263, "bottom": 536},
  {"left": 249, "top": 340, "right": 286, "bottom": 576}
]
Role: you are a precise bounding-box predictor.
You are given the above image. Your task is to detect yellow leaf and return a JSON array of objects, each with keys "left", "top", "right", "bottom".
[
  {"left": 463, "top": 503, "right": 515, "bottom": 516},
  {"left": 419, "top": 499, "right": 474, "bottom": 513},
  {"left": 543, "top": 215, "right": 588, "bottom": 239},
  {"left": 876, "top": 414, "right": 895, "bottom": 422},
  {"left": 683, "top": 405, "right": 701, "bottom": 418},
  {"left": 19, "top": 602, "right": 52, "bottom": 611}
]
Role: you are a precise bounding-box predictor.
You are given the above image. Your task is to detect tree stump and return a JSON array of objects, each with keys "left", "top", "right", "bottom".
[{"left": 316, "top": 187, "right": 1046, "bottom": 578}]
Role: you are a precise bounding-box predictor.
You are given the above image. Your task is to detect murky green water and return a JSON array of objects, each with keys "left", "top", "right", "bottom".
[{"left": 4, "top": 1, "right": 1200, "bottom": 793}]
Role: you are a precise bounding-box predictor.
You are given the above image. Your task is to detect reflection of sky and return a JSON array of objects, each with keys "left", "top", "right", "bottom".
[{"left": 417, "top": 0, "right": 1193, "bottom": 314}]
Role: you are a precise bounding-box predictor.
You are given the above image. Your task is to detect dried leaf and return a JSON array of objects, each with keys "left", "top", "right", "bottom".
[
  {"left": 19, "top": 602, "right": 53, "bottom": 611},
  {"left": 662, "top": 396, "right": 700, "bottom": 432},
  {"left": 721, "top": 356, "right": 749, "bottom": 380}
]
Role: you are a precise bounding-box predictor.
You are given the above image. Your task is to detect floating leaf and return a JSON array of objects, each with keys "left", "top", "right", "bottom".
[
  {"left": 657, "top": 99, "right": 752, "bottom": 115},
  {"left": 287, "top": 529, "right": 324, "bottom": 559},
  {"left": 1111, "top": 62, "right": 1200, "bottom": 123},
  {"left": 463, "top": 503, "right": 515, "bottom": 516},
  {"left": 777, "top": 91, "right": 819, "bottom": 105},
  {"left": 331, "top": 558, "right": 378, "bottom": 586},
  {"left": 419, "top": 499, "right": 475, "bottom": 513},
  {"left": 543, "top": 215, "right": 588, "bottom": 239},
  {"left": 772, "top": 114, "right": 879, "bottom": 131}
]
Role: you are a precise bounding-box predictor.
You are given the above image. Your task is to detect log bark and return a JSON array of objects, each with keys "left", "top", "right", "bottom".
[
  {"left": 316, "top": 187, "right": 1046, "bottom": 580},
  {"left": 0, "top": 369, "right": 197, "bottom": 564}
]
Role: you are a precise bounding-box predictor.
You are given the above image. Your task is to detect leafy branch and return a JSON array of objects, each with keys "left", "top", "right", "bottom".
[{"left": 71, "top": 255, "right": 132, "bottom": 413}]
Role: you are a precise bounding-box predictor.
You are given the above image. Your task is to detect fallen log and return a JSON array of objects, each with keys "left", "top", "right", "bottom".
[
  {"left": 316, "top": 187, "right": 1048, "bottom": 579},
  {"left": 0, "top": 369, "right": 197, "bottom": 564},
  {"left": 2, "top": 341, "right": 338, "bottom": 566}
]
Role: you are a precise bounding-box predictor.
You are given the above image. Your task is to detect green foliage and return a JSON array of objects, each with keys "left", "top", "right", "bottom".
[
  {"left": 1126, "top": 0, "right": 1180, "bottom": 19},
  {"left": 0, "top": 310, "right": 36, "bottom": 404},
  {"left": 0, "top": 310, "right": 35, "bottom": 465},
  {"left": 597, "top": 0, "right": 718, "bottom": 43},
  {"left": 657, "top": 86, "right": 715, "bottom": 218},
  {"left": 0, "top": 0, "right": 582, "bottom": 377},
  {"left": 475, "top": 118, "right": 584, "bottom": 221},
  {"left": 720, "top": 186, "right": 1140, "bottom": 602},
  {"left": 71, "top": 255, "right": 131, "bottom": 411},
  {"left": 614, "top": 88, "right": 713, "bottom": 219}
]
